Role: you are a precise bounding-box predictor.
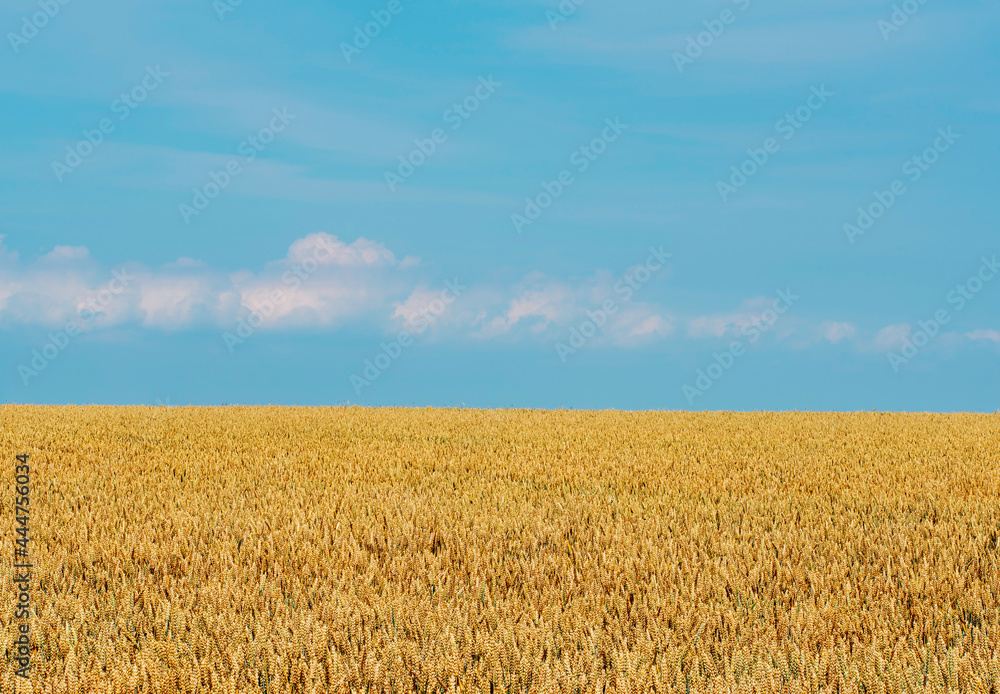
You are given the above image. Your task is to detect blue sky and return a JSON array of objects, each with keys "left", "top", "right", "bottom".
[{"left": 1, "top": 0, "right": 998, "bottom": 410}]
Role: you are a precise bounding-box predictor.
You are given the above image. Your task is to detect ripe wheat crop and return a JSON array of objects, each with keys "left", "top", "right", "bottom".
[{"left": 1, "top": 406, "right": 999, "bottom": 693}]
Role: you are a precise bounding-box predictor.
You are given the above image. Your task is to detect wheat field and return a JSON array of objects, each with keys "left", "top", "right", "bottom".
[{"left": 1, "top": 406, "right": 998, "bottom": 693}]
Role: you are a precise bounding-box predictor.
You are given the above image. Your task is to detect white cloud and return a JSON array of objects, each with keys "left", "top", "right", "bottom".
[
  {"left": 873, "top": 324, "right": 911, "bottom": 352},
  {"left": 504, "top": 283, "right": 577, "bottom": 329},
  {"left": 137, "top": 273, "right": 241, "bottom": 330},
  {"left": 686, "top": 297, "right": 776, "bottom": 339},
  {"left": 167, "top": 258, "right": 209, "bottom": 269},
  {"left": 283, "top": 233, "right": 411, "bottom": 268},
  {"left": 615, "top": 311, "right": 674, "bottom": 344},
  {"left": 463, "top": 269, "right": 676, "bottom": 347},
  {"left": 391, "top": 285, "right": 462, "bottom": 334},
  {"left": 0, "top": 242, "right": 99, "bottom": 327},
  {"left": 470, "top": 288, "right": 569, "bottom": 340},
  {"left": 6, "top": 235, "right": 986, "bottom": 366},
  {"left": 819, "top": 320, "right": 857, "bottom": 344},
  {"left": 228, "top": 234, "right": 418, "bottom": 330},
  {"left": 0, "top": 236, "right": 18, "bottom": 265},
  {"left": 40, "top": 246, "right": 91, "bottom": 263},
  {"left": 966, "top": 329, "right": 1000, "bottom": 343},
  {"left": 0, "top": 233, "right": 417, "bottom": 332}
]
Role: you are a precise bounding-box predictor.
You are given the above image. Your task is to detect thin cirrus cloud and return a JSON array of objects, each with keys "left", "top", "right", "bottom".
[{"left": 508, "top": 15, "right": 895, "bottom": 71}]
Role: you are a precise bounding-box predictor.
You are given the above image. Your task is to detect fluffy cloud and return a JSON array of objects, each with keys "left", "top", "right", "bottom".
[
  {"left": 0, "top": 233, "right": 417, "bottom": 332},
  {"left": 228, "top": 233, "right": 418, "bottom": 330},
  {"left": 136, "top": 272, "right": 242, "bottom": 330},
  {"left": 462, "top": 267, "right": 674, "bottom": 347},
  {"left": 0, "top": 236, "right": 848, "bottom": 355},
  {"left": 818, "top": 321, "right": 857, "bottom": 344},
  {"left": 0, "top": 238, "right": 102, "bottom": 328},
  {"left": 871, "top": 324, "right": 911, "bottom": 352},
  {"left": 11, "top": 235, "right": 986, "bottom": 365}
]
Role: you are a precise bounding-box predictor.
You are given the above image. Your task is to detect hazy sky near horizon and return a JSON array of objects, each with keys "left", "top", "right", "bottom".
[{"left": 1, "top": 0, "right": 998, "bottom": 410}]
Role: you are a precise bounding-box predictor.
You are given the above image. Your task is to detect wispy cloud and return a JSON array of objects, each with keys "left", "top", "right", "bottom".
[{"left": 966, "top": 329, "right": 1000, "bottom": 343}]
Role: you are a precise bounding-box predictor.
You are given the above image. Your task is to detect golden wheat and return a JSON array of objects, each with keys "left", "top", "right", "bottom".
[{"left": 1, "top": 407, "right": 998, "bottom": 693}]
